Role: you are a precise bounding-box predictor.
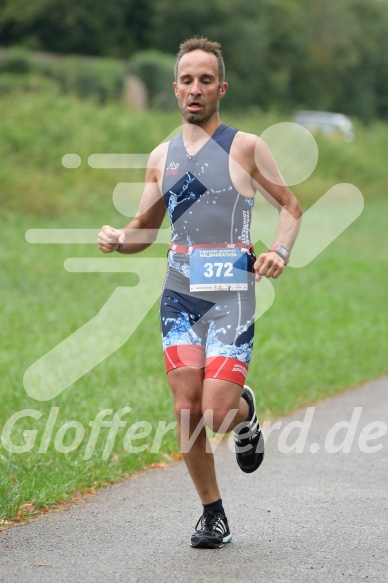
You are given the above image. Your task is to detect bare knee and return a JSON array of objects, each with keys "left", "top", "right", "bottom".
[
  {"left": 167, "top": 367, "right": 204, "bottom": 426},
  {"left": 174, "top": 398, "right": 203, "bottom": 427},
  {"left": 202, "top": 378, "right": 244, "bottom": 433},
  {"left": 204, "top": 407, "right": 239, "bottom": 433}
]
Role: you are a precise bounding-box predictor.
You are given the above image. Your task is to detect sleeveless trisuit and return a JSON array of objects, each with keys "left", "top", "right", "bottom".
[{"left": 160, "top": 124, "right": 256, "bottom": 387}]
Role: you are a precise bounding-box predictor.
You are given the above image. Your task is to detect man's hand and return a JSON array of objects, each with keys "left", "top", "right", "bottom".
[
  {"left": 253, "top": 251, "right": 286, "bottom": 281},
  {"left": 98, "top": 226, "right": 125, "bottom": 253}
]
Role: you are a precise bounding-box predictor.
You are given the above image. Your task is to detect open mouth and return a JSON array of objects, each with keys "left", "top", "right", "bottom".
[{"left": 187, "top": 101, "right": 203, "bottom": 111}]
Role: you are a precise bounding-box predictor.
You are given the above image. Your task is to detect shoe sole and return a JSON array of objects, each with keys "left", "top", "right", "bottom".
[
  {"left": 236, "top": 431, "right": 265, "bottom": 473},
  {"left": 191, "top": 534, "right": 232, "bottom": 549},
  {"left": 235, "top": 385, "right": 265, "bottom": 473}
]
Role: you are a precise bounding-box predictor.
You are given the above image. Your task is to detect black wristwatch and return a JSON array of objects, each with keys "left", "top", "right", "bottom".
[{"left": 269, "top": 244, "right": 290, "bottom": 265}]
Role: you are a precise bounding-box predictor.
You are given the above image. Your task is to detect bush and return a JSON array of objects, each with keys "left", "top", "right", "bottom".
[
  {"left": 0, "top": 48, "right": 127, "bottom": 103},
  {"left": 130, "top": 50, "right": 176, "bottom": 111},
  {"left": 0, "top": 47, "right": 32, "bottom": 74},
  {"left": 30, "top": 54, "right": 127, "bottom": 103},
  {"left": 0, "top": 72, "right": 59, "bottom": 97}
]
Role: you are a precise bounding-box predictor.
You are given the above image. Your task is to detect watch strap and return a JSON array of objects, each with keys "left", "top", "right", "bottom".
[{"left": 269, "top": 244, "right": 290, "bottom": 264}]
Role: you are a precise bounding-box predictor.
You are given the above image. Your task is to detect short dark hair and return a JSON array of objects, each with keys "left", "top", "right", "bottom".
[{"left": 174, "top": 36, "right": 225, "bottom": 84}]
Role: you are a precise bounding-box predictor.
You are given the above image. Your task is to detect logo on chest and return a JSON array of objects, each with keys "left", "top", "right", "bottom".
[{"left": 166, "top": 162, "right": 180, "bottom": 176}]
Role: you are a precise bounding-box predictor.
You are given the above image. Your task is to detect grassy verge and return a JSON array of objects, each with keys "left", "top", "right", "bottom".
[{"left": 1, "top": 92, "right": 387, "bottom": 522}]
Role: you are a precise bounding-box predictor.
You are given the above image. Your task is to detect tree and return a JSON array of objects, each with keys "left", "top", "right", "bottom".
[
  {"left": 1, "top": 0, "right": 388, "bottom": 119},
  {"left": 0, "top": 0, "right": 152, "bottom": 56}
]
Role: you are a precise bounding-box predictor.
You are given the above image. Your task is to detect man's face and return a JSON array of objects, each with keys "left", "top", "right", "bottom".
[{"left": 174, "top": 50, "right": 228, "bottom": 125}]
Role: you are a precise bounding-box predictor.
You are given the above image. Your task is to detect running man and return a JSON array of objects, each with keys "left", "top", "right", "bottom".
[{"left": 98, "top": 37, "right": 302, "bottom": 549}]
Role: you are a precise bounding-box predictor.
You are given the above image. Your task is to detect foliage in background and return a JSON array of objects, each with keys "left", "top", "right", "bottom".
[
  {"left": 0, "top": 0, "right": 152, "bottom": 56},
  {"left": 151, "top": 0, "right": 388, "bottom": 120},
  {"left": 1, "top": 0, "right": 388, "bottom": 119},
  {"left": 0, "top": 47, "right": 127, "bottom": 102},
  {"left": 130, "top": 50, "right": 176, "bottom": 110}
]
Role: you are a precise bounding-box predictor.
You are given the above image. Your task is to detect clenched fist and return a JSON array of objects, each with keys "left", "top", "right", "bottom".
[
  {"left": 253, "top": 251, "right": 286, "bottom": 281},
  {"left": 98, "top": 226, "right": 125, "bottom": 253}
]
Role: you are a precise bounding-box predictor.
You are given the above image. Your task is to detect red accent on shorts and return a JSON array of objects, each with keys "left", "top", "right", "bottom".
[
  {"left": 205, "top": 356, "right": 248, "bottom": 387},
  {"left": 164, "top": 345, "right": 205, "bottom": 372},
  {"left": 164, "top": 347, "right": 248, "bottom": 387}
]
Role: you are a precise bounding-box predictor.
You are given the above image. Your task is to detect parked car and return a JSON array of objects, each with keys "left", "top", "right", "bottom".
[{"left": 292, "top": 110, "right": 354, "bottom": 142}]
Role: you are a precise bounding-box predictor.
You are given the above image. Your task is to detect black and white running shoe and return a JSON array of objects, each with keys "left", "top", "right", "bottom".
[
  {"left": 234, "top": 385, "right": 265, "bottom": 474},
  {"left": 190, "top": 511, "right": 232, "bottom": 549}
]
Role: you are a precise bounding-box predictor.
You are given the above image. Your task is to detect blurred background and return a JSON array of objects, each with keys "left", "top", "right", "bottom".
[
  {"left": 1, "top": 0, "right": 387, "bottom": 522},
  {"left": 1, "top": 0, "right": 387, "bottom": 117}
]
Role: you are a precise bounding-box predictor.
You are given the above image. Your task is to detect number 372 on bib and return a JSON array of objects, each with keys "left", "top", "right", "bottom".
[{"left": 189, "top": 247, "right": 250, "bottom": 292}]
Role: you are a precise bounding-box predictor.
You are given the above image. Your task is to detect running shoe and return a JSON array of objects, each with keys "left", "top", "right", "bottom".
[
  {"left": 234, "top": 385, "right": 265, "bottom": 473},
  {"left": 190, "top": 511, "right": 232, "bottom": 549}
]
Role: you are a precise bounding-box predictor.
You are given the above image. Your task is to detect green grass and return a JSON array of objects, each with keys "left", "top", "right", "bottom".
[
  {"left": 250, "top": 203, "right": 388, "bottom": 416},
  {"left": 1, "top": 91, "right": 387, "bottom": 522}
]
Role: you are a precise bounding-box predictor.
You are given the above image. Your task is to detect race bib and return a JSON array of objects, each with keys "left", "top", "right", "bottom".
[{"left": 189, "top": 247, "right": 249, "bottom": 292}]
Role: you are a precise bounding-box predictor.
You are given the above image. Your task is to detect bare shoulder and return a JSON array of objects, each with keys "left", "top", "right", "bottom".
[
  {"left": 233, "top": 131, "right": 273, "bottom": 158},
  {"left": 147, "top": 140, "right": 170, "bottom": 182},
  {"left": 148, "top": 140, "right": 169, "bottom": 168},
  {"left": 232, "top": 130, "right": 257, "bottom": 152},
  {"left": 231, "top": 131, "right": 261, "bottom": 173},
  {"left": 233, "top": 130, "right": 281, "bottom": 178}
]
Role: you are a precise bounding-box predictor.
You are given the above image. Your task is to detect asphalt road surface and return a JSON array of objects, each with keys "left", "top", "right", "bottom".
[{"left": 1, "top": 377, "right": 387, "bottom": 583}]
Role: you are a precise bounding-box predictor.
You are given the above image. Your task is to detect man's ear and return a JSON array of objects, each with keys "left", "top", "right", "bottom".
[
  {"left": 173, "top": 81, "right": 178, "bottom": 97},
  {"left": 219, "top": 81, "right": 228, "bottom": 99}
]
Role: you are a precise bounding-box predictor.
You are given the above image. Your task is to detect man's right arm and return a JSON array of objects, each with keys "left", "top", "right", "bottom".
[{"left": 98, "top": 145, "right": 167, "bottom": 254}]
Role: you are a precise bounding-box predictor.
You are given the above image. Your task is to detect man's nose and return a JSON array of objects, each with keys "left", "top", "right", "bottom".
[{"left": 190, "top": 80, "right": 202, "bottom": 95}]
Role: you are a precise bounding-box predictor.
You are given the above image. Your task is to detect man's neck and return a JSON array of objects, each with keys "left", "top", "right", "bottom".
[
  {"left": 183, "top": 115, "right": 222, "bottom": 136},
  {"left": 181, "top": 116, "right": 222, "bottom": 151}
]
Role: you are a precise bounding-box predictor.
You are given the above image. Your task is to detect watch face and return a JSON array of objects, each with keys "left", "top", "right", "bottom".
[{"left": 270, "top": 244, "right": 290, "bottom": 263}]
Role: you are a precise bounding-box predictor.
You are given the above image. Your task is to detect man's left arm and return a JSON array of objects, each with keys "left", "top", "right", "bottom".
[{"left": 250, "top": 136, "right": 302, "bottom": 281}]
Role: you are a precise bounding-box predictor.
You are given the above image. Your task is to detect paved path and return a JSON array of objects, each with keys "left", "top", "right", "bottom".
[{"left": 1, "top": 377, "right": 387, "bottom": 583}]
